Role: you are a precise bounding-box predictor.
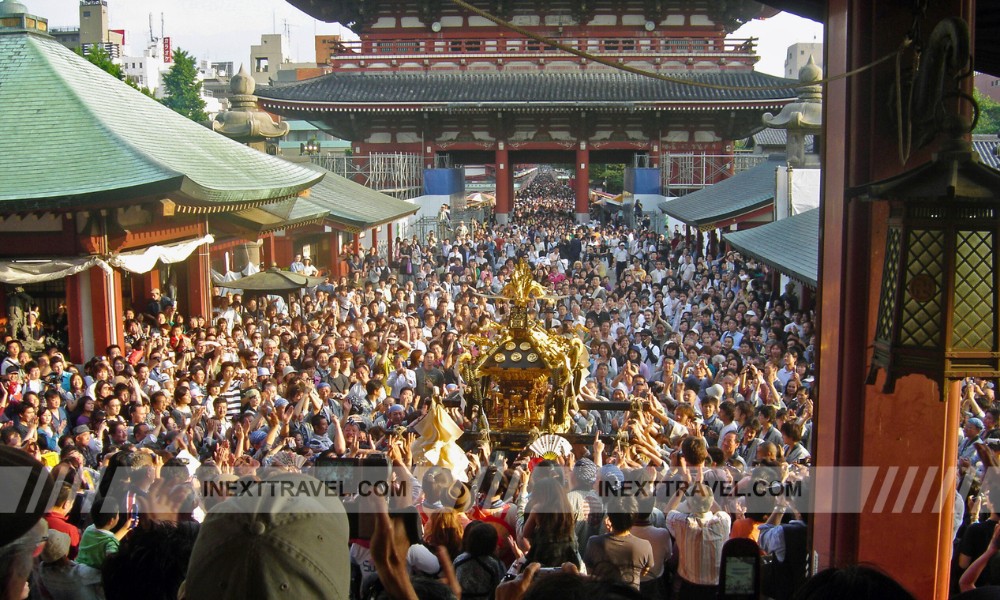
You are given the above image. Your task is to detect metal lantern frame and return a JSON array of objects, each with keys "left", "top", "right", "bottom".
[{"left": 861, "top": 138, "right": 1000, "bottom": 394}]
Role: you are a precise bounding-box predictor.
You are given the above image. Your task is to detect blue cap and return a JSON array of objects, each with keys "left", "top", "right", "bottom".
[
  {"left": 600, "top": 464, "right": 625, "bottom": 491},
  {"left": 249, "top": 430, "right": 268, "bottom": 445}
]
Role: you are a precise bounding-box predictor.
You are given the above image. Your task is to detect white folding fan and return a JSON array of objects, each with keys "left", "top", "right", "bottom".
[{"left": 529, "top": 434, "right": 573, "bottom": 460}]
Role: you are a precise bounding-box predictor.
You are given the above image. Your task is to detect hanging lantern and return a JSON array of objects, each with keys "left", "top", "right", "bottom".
[
  {"left": 856, "top": 17, "right": 1000, "bottom": 395},
  {"left": 860, "top": 129, "right": 1000, "bottom": 393}
]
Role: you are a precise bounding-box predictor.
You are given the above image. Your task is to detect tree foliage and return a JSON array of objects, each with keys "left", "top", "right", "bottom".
[
  {"left": 590, "top": 164, "right": 625, "bottom": 194},
  {"left": 161, "top": 48, "right": 208, "bottom": 123},
  {"left": 974, "top": 87, "right": 1000, "bottom": 135},
  {"left": 76, "top": 46, "right": 154, "bottom": 97}
]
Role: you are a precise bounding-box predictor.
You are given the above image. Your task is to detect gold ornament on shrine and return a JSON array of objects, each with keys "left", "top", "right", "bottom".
[{"left": 459, "top": 261, "right": 589, "bottom": 438}]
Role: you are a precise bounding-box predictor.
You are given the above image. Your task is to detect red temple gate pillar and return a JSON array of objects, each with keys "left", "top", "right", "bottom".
[
  {"left": 495, "top": 146, "right": 511, "bottom": 225},
  {"left": 130, "top": 270, "right": 160, "bottom": 315},
  {"left": 575, "top": 146, "right": 590, "bottom": 223}
]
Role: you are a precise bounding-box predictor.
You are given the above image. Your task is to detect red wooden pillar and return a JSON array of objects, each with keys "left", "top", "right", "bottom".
[
  {"left": 352, "top": 233, "right": 360, "bottom": 257},
  {"left": 274, "top": 236, "right": 294, "bottom": 268},
  {"left": 185, "top": 241, "right": 212, "bottom": 322},
  {"left": 88, "top": 267, "right": 123, "bottom": 358},
  {"left": 261, "top": 234, "right": 277, "bottom": 268},
  {"left": 575, "top": 146, "right": 590, "bottom": 223},
  {"left": 495, "top": 146, "right": 511, "bottom": 224},
  {"left": 327, "top": 231, "right": 343, "bottom": 278},
  {"left": 370, "top": 228, "right": 377, "bottom": 252},
  {"left": 812, "top": 1, "right": 972, "bottom": 598},
  {"left": 386, "top": 223, "right": 394, "bottom": 259},
  {"left": 130, "top": 270, "right": 159, "bottom": 315}
]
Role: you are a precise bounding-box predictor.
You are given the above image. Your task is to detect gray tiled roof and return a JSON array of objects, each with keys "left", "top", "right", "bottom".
[
  {"left": 0, "top": 32, "right": 321, "bottom": 212},
  {"left": 723, "top": 208, "right": 819, "bottom": 287},
  {"left": 751, "top": 128, "right": 815, "bottom": 152},
  {"left": 258, "top": 70, "right": 797, "bottom": 106},
  {"left": 973, "top": 135, "right": 1000, "bottom": 170},
  {"left": 659, "top": 156, "right": 785, "bottom": 226}
]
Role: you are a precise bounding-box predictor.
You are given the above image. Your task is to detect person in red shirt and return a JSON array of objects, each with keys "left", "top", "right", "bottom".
[{"left": 44, "top": 482, "right": 80, "bottom": 559}]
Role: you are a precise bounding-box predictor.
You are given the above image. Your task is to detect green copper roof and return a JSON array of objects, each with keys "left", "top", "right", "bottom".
[
  {"left": 289, "top": 163, "right": 418, "bottom": 232},
  {"left": 723, "top": 208, "right": 819, "bottom": 287},
  {"left": 0, "top": 32, "right": 322, "bottom": 212}
]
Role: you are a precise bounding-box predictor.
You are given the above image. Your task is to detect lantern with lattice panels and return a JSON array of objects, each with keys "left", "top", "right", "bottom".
[{"left": 862, "top": 136, "right": 1000, "bottom": 394}]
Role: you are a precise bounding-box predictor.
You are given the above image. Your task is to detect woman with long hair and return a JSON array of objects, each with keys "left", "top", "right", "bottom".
[
  {"left": 520, "top": 475, "right": 579, "bottom": 568},
  {"left": 593, "top": 342, "right": 618, "bottom": 380}
]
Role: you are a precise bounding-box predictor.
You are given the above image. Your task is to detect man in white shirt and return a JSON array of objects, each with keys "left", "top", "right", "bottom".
[{"left": 386, "top": 355, "right": 416, "bottom": 400}]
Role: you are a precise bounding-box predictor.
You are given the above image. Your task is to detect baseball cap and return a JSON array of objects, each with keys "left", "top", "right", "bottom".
[
  {"left": 599, "top": 464, "right": 625, "bottom": 493},
  {"left": 968, "top": 417, "right": 986, "bottom": 431},
  {"left": 573, "top": 458, "right": 598, "bottom": 485},
  {"left": 40, "top": 529, "right": 71, "bottom": 563},
  {"left": 184, "top": 472, "right": 349, "bottom": 599}
]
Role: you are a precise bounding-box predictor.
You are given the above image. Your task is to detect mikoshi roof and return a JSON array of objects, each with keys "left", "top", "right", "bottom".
[
  {"left": 0, "top": 30, "right": 322, "bottom": 213},
  {"left": 659, "top": 156, "right": 785, "bottom": 228},
  {"left": 257, "top": 70, "right": 797, "bottom": 111},
  {"left": 723, "top": 208, "right": 819, "bottom": 287}
]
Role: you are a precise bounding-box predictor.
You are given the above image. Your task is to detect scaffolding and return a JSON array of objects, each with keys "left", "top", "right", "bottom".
[
  {"left": 660, "top": 152, "right": 768, "bottom": 197},
  {"left": 311, "top": 152, "right": 424, "bottom": 200}
]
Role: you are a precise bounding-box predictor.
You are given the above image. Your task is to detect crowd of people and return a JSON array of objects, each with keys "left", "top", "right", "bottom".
[{"left": 2, "top": 171, "right": 980, "bottom": 600}]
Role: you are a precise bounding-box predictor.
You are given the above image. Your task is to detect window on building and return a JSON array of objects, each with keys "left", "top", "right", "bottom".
[
  {"left": 255, "top": 57, "right": 269, "bottom": 72},
  {"left": 82, "top": 10, "right": 90, "bottom": 17}
]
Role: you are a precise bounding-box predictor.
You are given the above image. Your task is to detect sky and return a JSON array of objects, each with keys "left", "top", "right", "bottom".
[{"left": 28, "top": 0, "right": 823, "bottom": 76}]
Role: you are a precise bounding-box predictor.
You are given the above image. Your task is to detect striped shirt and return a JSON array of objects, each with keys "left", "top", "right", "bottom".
[
  {"left": 221, "top": 380, "right": 243, "bottom": 418},
  {"left": 665, "top": 509, "right": 731, "bottom": 586}
]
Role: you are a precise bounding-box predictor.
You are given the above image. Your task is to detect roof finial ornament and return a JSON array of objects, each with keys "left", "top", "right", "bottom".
[{"left": 209, "top": 63, "right": 289, "bottom": 144}]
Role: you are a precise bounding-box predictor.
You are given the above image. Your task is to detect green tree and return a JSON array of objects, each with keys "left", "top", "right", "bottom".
[
  {"left": 161, "top": 48, "right": 208, "bottom": 122},
  {"left": 590, "top": 163, "right": 625, "bottom": 194},
  {"left": 75, "top": 46, "right": 155, "bottom": 97},
  {"left": 974, "top": 87, "right": 1000, "bottom": 135}
]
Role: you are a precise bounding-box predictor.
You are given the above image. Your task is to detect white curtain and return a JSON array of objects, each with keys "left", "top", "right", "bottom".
[
  {"left": 214, "top": 262, "right": 259, "bottom": 296},
  {"left": 0, "top": 235, "right": 215, "bottom": 284}
]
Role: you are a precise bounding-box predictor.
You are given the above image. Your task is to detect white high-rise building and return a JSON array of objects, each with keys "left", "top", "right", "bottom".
[
  {"left": 784, "top": 42, "right": 823, "bottom": 79},
  {"left": 120, "top": 39, "right": 168, "bottom": 94}
]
